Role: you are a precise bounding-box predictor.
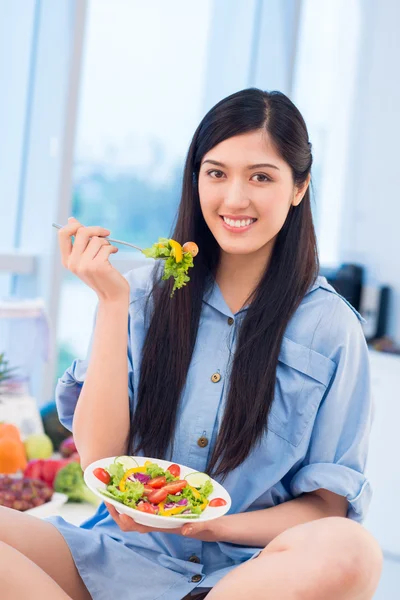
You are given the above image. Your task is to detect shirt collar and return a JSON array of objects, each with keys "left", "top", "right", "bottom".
[{"left": 203, "top": 275, "right": 326, "bottom": 318}]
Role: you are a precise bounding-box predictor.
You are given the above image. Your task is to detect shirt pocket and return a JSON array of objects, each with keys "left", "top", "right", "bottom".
[{"left": 268, "top": 336, "right": 336, "bottom": 447}]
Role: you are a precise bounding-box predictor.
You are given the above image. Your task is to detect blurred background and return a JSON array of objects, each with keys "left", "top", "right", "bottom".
[{"left": 0, "top": 0, "right": 399, "bottom": 596}]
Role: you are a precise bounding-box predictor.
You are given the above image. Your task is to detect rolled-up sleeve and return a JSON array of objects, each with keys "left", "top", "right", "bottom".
[{"left": 290, "top": 309, "right": 373, "bottom": 522}]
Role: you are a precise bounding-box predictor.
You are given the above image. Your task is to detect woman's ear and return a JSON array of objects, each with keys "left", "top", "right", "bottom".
[{"left": 292, "top": 173, "right": 311, "bottom": 207}]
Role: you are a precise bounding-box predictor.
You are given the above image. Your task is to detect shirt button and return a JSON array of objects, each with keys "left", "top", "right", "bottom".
[
  {"left": 189, "top": 554, "right": 201, "bottom": 563},
  {"left": 191, "top": 574, "right": 202, "bottom": 583},
  {"left": 197, "top": 436, "right": 209, "bottom": 448},
  {"left": 227, "top": 317, "right": 234, "bottom": 325},
  {"left": 211, "top": 372, "right": 221, "bottom": 383}
]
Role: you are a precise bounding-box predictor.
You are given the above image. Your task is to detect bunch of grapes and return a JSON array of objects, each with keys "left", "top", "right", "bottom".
[{"left": 0, "top": 476, "right": 53, "bottom": 511}]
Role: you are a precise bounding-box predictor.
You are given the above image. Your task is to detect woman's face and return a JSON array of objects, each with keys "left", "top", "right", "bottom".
[{"left": 198, "top": 129, "right": 309, "bottom": 257}]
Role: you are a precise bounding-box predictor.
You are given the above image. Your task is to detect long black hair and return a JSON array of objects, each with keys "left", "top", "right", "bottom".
[{"left": 129, "top": 88, "right": 319, "bottom": 478}]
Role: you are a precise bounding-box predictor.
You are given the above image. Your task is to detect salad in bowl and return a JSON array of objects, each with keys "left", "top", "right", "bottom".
[{"left": 84, "top": 456, "right": 231, "bottom": 529}]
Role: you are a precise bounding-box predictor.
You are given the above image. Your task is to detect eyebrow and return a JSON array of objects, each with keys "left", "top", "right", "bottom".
[{"left": 201, "top": 159, "right": 280, "bottom": 171}]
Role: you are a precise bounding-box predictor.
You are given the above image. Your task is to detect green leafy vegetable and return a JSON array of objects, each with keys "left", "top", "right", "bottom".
[
  {"left": 198, "top": 479, "right": 213, "bottom": 498},
  {"left": 141, "top": 238, "right": 196, "bottom": 297},
  {"left": 162, "top": 252, "right": 194, "bottom": 296},
  {"left": 145, "top": 463, "right": 165, "bottom": 479},
  {"left": 106, "top": 462, "right": 125, "bottom": 486},
  {"left": 54, "top": 462, "right": 99, "bottom": 505},
  {"left": 103, "top": 480, "right": 144, "bottom": 507}
]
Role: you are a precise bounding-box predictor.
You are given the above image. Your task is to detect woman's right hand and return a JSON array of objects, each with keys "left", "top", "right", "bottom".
[{"left": 58, "top": 217, "right": 130, "bottom": 303}]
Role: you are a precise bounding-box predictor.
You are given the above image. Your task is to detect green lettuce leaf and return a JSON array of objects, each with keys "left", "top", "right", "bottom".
[
  {"left": 198, "top": 479, "right": 213, "bottom": 498},
  {"left": 146, "top": 463, "right": 166, "bottom": 479},
  {"left": 106, "top": 462, "right": 125, "bottom": 486}
]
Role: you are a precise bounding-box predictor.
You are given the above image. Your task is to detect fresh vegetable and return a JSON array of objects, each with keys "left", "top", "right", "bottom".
[
  {"left": 93, "top": 468, "right": 111, "bottom": 485},
  {"left": 147, "top": 476, "right": 166, "bottom": 489},
  {"left": 209, "top": 497, "right": 227, "bottom": 507},
  {"left": 158, "top": 501, "right": 188, "bottom": 517},
  {"left": 162, "top": 480, "right": 187, "bottom": 495},
  {"left": 146, "top": 488, "right": 169, "bottom": 504},
  {"left": 59, "top": 436, "right": 77, "bottom": 458},
  {"left": 184, "top": 471, "right": 211, "bottom": 489},
  {"left": 182, "top": 242, "right": 199, "bottom": 257},
  {"left": 167, "top": 464, "right": 180, "bottom": 478},
  {"left": 114, "top": 456, "right": 139, "bottom": 470},
  {"left": 169, "top": 239, "right": 183, "bottom": 263},
  {"left": 141, "top": 238, "right": 197, "bottom": 297},
  {"left": 119, "top": 467, "right": 148, "bottom": 492},
  {"left": 136, "top": 501, "right": 157, "bottom": 514},
  {"left": 54, "top": 462, "right": 99, "bottom": 505},
  {"left": 97, "top": 460, "right": 215, "bottom": 518},
  {"left": 0, "top": 423, "right": 27, "bottom": 474},
  {"left": 24, "top": 456, "right": 79, "bottom": 488}
]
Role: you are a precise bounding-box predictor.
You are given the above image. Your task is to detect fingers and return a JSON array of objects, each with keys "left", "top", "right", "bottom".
[
  {"left": 95, "top": 243, "right": 119, "bottom": 261},
  {"left": 104, "top": 502, "right": 183, "bottom": 535},
  {"left": 71, "top": 225, "right": 110, "bottom": 257},
  {"left": 58, "top": 217, "right": 110, "bottom": 268},
  {"left": 105, "top": 502, "right": 150, "bottom": 533},
  {"left": 69, "top": 236, "right": 109, "bottom": 267}
]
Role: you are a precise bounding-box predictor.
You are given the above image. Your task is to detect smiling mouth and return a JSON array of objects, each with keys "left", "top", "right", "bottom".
[{"left": 220, "top": 216, "right": 257, "bottom": 228}]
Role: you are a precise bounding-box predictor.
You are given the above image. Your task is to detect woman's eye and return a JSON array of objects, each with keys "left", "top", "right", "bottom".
[
  {"left": 206, "top": 170, "right": 270, "bottom": 183},
  {"left": 252, "top": 174, "right": 271, "bottom": 183},
  {"left": 207, "top": 169, "right": 224, "bottom": 179}
]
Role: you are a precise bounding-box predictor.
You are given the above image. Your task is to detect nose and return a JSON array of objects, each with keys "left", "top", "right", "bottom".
[{"left": 223, "top": 179, "right": 251, "bottom": 210}]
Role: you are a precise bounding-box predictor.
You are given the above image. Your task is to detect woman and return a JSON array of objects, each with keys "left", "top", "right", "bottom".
[{"left": 0, "top": 88, "right": 382, "bottom": 599}]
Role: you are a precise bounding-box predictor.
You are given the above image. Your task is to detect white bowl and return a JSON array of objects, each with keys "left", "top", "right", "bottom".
[
  {"left": 84, "top": 456, "right": 231, "bottom": 529},
  {"left": 25, "top": 492, "right": 69, "bottom": 518}
]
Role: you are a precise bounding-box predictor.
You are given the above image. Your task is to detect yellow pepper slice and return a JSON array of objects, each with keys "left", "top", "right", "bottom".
[
  {"left": 119, "top": 466, "right": 147, "bottom": 491},
  {"left": 200, "top": 499, "right": 208, "bottom": 511},
  {"left": 158, "top": 502, "right": 188, "bottom": 517},
  {"left": 188, "top": 484, "right": 201, "bottom": 499},
  {"left": 169, "top": 239, "right": 183, "bottom": 263}
]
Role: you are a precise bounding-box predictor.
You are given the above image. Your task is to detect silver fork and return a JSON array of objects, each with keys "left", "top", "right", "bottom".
[{"left": 52, "top": 223, "right": 143, "bottom": 252}]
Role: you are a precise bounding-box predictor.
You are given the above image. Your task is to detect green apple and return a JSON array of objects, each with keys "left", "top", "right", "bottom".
[{"left": 24, "top": 433, "right": 54, "bottom": 460}]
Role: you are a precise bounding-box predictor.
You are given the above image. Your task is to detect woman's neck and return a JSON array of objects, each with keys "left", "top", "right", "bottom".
[{"left": 215, "top": 245, "right": 273, "bottom": 314}]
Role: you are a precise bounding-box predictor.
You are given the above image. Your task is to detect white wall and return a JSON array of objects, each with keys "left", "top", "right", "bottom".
[{"left": 340, "top": 0, "right": 400, "bottom": 341}]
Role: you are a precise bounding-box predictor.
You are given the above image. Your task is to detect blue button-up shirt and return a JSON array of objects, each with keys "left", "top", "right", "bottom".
[{"left": 48, "top": 263, "right": 372, "bottom": 600}]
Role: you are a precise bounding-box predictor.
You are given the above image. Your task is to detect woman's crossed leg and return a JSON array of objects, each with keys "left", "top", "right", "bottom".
[
  {"left": 0, "top": 506, "right": 90, "bottom": 600},
  {"left": 207, "top": 516, "right": 383, "bottom": 600}
]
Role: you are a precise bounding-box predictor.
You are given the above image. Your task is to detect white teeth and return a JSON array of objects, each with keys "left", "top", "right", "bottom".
[{"left": 223, "top": 217, "right": 255, "bottom": 228}]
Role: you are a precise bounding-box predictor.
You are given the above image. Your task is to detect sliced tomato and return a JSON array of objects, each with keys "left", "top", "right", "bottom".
[
  {"left": 162, "top": 480, "right": 187, "bottom": 495},
  {"left": 209, "top": 497, "right": 227, "bottom": 507},
  {"left": 142, "top": 485, "right": 154, "bottom": 496},
  {"left": 136, "top": 501, "right": 157, "bottom": 514},
  {"left": 147, "top": 476, "right": 166, "bottom": 489},
  {"left": 146, "top": 488, "right": 169, "bottom": 504},
  {"left": 167, "top": 463, "right": 181, "bottom": 478},
  {"left": 93, "top": 468, "right": 111, "bottom": 485}
]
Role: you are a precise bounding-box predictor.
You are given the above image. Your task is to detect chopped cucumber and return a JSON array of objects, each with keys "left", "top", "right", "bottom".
[
  {"left": 114, "top": 456, "right": 139, "bottom": 470},
  {"left": 184, "top": 471, "right": 210, "bottom": 489}
]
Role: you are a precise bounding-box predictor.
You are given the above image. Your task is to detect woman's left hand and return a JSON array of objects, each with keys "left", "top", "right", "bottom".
[{"left": 105, "top": 502, "right": 219, "bottom": 541}]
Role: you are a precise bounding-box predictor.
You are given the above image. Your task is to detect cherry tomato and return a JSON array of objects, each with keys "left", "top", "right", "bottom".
[
  {"left": 146, "top": 488, "right": 169, "bottom": 504},
  {"left": 167, "top": 464, "right": 181, "bottom": 478},
  {"left": 93, "top": 468, "right": 111, "bottom": 485},
  {"left": 136, "top": 501, "right": 157, "bottom": 514},
  {"left": 209, "top": 498, "right": 227, "bottom": 507},
  {"left": 163, "top": 480, "right": 187, "bottom": 495},
  {"left": 147, "top": 476, "right": 166, "bottom": 489},
  {"left": 182, "top": 242, "right": 199, "bottom": 257}
]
